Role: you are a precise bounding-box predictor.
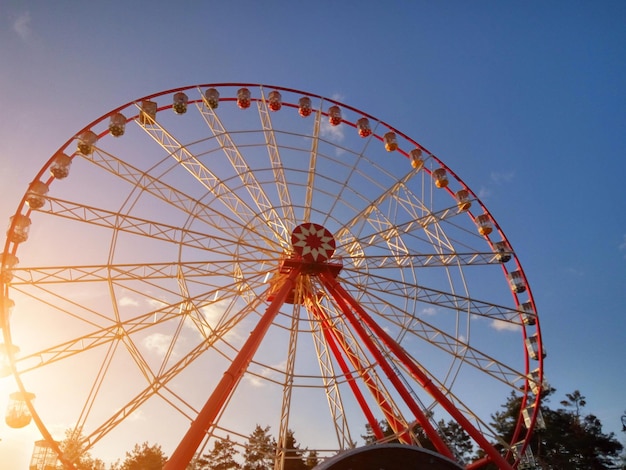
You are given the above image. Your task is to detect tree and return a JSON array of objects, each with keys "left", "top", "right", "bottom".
[
  {"left": 242, "top": 425, "right": 276, "bottom": 470},
  {"left": 488, "top": 388, "right": 623, "bottom": 469},
  {"left": 361, "top": 419, "right": 400, "bottom": 445},
  {"left": 111, "top": 442, "right": 168, "bottom": 470},
  {"left": 280, "top": 429, "right": 307, "bottom": 470},
  {"left": 437, "top": 419, "right": 473, "bottom": 464},
  {"left": 560, "top": 389, "right": 586, "bottom": 420},
  {"left": 58, "top": 429, "right": 106, "bottom": 470},
  {"left": 304, "top": 450, "right": 319, "bottom": 469},
  {"left": 200, "top": 436, "right": 241, "bottom": 470}
]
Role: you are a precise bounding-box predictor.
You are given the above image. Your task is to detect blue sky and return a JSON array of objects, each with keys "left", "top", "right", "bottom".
[{"left": 1, "top": 1, "right": 625, "bottom": 467}]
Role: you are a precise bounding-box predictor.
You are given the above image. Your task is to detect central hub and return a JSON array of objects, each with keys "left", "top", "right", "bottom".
[
  {"left": 268, "top": 223, "right": 341, "bottom": 304},
  {"left": 290, "top": 223, "right": 336, "bottom": 263}
]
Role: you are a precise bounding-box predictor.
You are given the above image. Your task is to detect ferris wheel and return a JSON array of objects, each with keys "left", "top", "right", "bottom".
[{"left": 0, "top": 84, "right": 546, "bottom": 469}]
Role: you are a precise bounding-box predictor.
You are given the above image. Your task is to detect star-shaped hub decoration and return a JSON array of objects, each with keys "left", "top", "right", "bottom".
[{"left": 291, "top": 223, "right": 336, "bottom": 263}]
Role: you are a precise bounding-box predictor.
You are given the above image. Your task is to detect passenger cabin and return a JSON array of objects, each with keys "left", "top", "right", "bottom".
[
  {"left": 2, "top": 297, "right": 15, "bottom": 323},
  {"left": 519, "top": 301, "right": 536, "bottom": 325},
  {"left": 410, "top": 149, "right": 424, "bottom": 169},
  {"left": 494, "top": 241, "right": 511, "bottom": 263},
  {"left": 49, "top": 152, "right": 72, "bottom": 179},
  {"left": 0, "top": 343, "right": 19, "bottom": 378},
  {"left": 455, "top": 189, "right": 471, "bottom": 212},
  {"left": 139, "top": 100, "right": 157, "bottom": 125},
  {"left": 528, "top": 368, "right": 548, "bottom": 395},
  {"left": 7, "top": 214, "right": 31, "bottom": 244},
  {"left": 108, "top": 112, "right": 126, "bottom": 137},
  {"left": 173, "top": 92, "right": 188, "bottom": 114},
  {"left": 29, "top": 440, "right": 59, "bottom": 470},
  {"left": 237, "top": 88, "right": 251, "bottom": 109},
  {"left": 1, "top": 252, "right": 19, "bottom": 283},
  {"left": 522, "top": 403, "right": 546, "bottom": 430},
  {"left": 26, "top": 181, "right": 49, "bottom": 210},
  {"left": 205, "top": 88, "right": 220, "bottom": 109},
  {"left": 356, "top": 118, "right": 371, "bottom": 137},
  {"left": 77, "top": 130, "right": 97, "bottom": 156},
  {"left": 525, "top": 334, "right": 546, "bottom": 360},
  {"left": 298, "top": 97, "right": 312, "bottom": 117},
  {"left": 432, "top": 168, "right": 448, "bottom": 188},
  {"left": 508, "top": 270, "right": 526, "bottom": 293},
  {"left": 384, "top": 132, "right": 398, "bottom": 151},
  {"left": 475, "top": 214, "right": 493, "bottom": 236},
  {"left": 5, "top": 391, "right": 35, "bottom": 428},
  {"left": 268, "top": 91, "right": 282, "bottom": 111},
  {"left": 328, "top": 106, "right": 342, "bottom": 126}
]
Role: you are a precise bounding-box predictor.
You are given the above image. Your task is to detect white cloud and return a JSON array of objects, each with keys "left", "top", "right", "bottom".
[
  {"left": 490, "top": 170, "right": 515, "bottom": 185},
  {"left": 13, "top": 11, "right": 32, "bottom": 40},
  {"left": 476, "top": 186, "right": 491, "bottom": 200},
  {"left": 320, "top": 118, "right": 345, "bottom": 143},
  {"left": 421, "top": 306, "right": 437, "bottom": 316},
  {"left": 143, "top": 332, "right": 173, "bottom": 357},
  {"left": 490, "top": 319, "right": 520, "bottom": 332},
  {"left": 119, "top": 296, "right": 139, "bottom": 307}
]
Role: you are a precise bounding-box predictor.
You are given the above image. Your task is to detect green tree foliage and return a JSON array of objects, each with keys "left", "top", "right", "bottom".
[
  {"left": 110, "top": 442, "right": 167, "bottom": 470},
  {"left": 198, "top": 436, "right": 241, "bottom": 470},
  {"left": 488, "top": 388, "right": 623, "bottom": 469},
  {"left": 437, "top": 419, "right": 473, "bottom": 464},
  {"left": 280, "top": 429, "right": 307, "bottom": 470},
  {"left": 361, "top": 417, "right": 472, "bottom": 463},
  {"left": 304, "top": 450, "right": 319, "bottom": 469},
  {"left": 242, "top": 425, "right": 276, "bottom": 470},
  {"left": 360, "top": 419, "right": 401, "bottom": 445}
]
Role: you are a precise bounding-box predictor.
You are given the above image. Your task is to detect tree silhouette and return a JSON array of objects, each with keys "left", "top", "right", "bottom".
[
  {"left": 280, "top": 429, "right": 307, "bottom": 470},
  {"left": 242, "top": 425, "right": 276, "bottom": 470},
  {"left": 488, "top": 388, "right": 622, "bottom": 469},
  {"left": 58, "top": 429, "right": 106, "bottom": 470},
  {"left": 110, "top": 442, "right": 167, "bottom": 470},
  {"left": 199, "top": 436, "right": 241, "bottom": 470}
]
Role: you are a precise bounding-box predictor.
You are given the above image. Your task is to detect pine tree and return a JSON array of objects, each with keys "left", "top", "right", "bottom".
[
  {"left": 111, "top": 442, "right": 168, "bottom": 470},
  {"left": 202, "top": 436, "right": 240, "bottom": 470},
  {"left": 280, "top": 429, "right": 307, "bottom": 470},
  {"left": 242, "top": 425, "right": 276, "bottom": 470},
  {"left": 304, "top": 450, "right": 319, "bottom": 469},
  {"left": 487, "top": 388, "right": 623, "bottom": 469}
]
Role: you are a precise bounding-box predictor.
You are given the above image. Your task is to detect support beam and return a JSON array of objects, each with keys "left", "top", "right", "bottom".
[{"left": 164, "top": 266, "right": 301, "bottom": 470}]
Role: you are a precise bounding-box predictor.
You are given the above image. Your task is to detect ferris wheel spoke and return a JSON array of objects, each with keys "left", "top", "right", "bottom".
[
  {"left": 32, "top": 197, "right": 277, "bottom": 259},
  {"left": 349, "top": 285, "right": 528, "bottom": 387},
  {"left": 343, "top": 268, "right": 523, "bottom": 324},
  {"left": 11, "top": 282, "right": 244, "bottom": 376},
  {"left": 336, "top": 166, "right": 420, "bottom": 252},
  {"left": 135, "top": 111, "right": 281, "bottom": 245},
  {"left": 9, "top": 260, "right": 272, "bottom": 285},
  {"left": 83, "top": 147, "right": 274, "bottom": 247},
  {"left": 343, "top": 202, "right": 479, "bottom": 257},
  {"left": 195, "top": 93, "right": 291, "bottom": 246},
  {"left": 344, "top": 251, "right": 504, "bottom": 269},
  {"left": 257, "top": 90, "right": 296, "bottom": 225},
  {"left": 304, "top": 106, "right": 323, "bottom": 222},
  {"left": 75, "top": 293, "right": 267, "bottom": 450}
]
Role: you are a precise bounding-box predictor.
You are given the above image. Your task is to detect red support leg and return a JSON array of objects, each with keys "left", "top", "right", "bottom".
[
  {"left": 164, "top": 266, "right": 301, "bottom": 470},
  {"left": 319, "top": 272, "right": 455, "bottom": 459},
  {"left": 320, "top": 272, "right": 514, "bottom": 470},
  {"left": 306, "top": 298, "right": 394, "bottom": 442}
]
